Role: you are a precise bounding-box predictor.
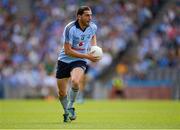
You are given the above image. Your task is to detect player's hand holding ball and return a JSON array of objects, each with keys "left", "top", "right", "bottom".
[{"left": 88, "top": 46, "right": 103, "bottom": 62}]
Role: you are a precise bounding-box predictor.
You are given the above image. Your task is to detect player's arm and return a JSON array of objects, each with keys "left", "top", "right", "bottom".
[
  {"left": 64, "top": 43, "right": 99, "bottom": 62},
  {"left": 91, "top": 35, "right": 97, "bottom": 46}
]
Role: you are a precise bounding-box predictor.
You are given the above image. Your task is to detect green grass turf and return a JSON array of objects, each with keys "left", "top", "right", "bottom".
[{"left": 0, "top": 99, "right": 180, "bottom": 129}]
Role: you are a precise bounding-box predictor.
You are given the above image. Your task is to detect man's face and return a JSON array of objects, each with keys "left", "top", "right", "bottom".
[{"left": 79, "top": 10, "right": 92, "bottom": 27}]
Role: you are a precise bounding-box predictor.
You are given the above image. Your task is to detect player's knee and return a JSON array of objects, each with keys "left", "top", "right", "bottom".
[{"left": 71, "top": 78, "right": 80, "bottom": 88}]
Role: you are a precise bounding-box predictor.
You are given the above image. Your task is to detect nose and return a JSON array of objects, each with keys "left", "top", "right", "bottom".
[{"left": 89, "top": 15, "right": 92, "bottom": 20}]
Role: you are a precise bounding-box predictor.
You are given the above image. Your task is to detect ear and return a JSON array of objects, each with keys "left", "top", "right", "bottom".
[{"left": 77, "top": 15, "right": 81, "bottom": 20}]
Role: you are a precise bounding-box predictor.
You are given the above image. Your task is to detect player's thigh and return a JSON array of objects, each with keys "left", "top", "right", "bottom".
[
  {"left": 70, "top": 67, "right": 85, "bottom": 84},
  {"left": 57, "top": 78, "right": 69, "bottom": 95}
]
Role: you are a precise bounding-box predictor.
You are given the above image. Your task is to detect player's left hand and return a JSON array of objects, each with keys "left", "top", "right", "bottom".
[{"left": 87, "top": 52, "right": 100, "bottom": 62}]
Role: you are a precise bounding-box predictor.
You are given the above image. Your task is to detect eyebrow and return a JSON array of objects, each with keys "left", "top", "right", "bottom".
[{"left": 84, "top": 12, "right": 92, "bottom": 15}]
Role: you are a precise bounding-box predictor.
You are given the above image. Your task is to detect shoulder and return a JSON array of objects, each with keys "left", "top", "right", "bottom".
[
  {"left": 89, "top": 22, "right": 97, "bottom": 30},
  {"left": 65, "top": 21, "right": 76, "bottom": 32}
]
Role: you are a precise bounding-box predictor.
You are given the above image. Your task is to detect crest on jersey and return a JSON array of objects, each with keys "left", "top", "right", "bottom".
[{"left": 81, "top": 35, "right": 85, "bottom": 40}]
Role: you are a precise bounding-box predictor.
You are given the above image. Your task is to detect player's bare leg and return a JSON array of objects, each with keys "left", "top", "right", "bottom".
[
  {"left": 57, "top": 78, "right": 70, "bottom": 122},
  {"left": 68, "top": 67, "right": 84, "bottom": 120}
]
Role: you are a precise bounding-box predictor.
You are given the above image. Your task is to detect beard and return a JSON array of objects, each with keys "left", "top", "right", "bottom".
[{"left": 82, "top": 20, "right": 90, "bottom": 27}]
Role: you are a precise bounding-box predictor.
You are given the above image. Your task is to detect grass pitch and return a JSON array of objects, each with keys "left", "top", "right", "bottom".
[{"left": 0, "top": 99, "right": 180, "bottom": 129}]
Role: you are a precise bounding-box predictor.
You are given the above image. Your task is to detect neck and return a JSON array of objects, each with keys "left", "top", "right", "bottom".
[{"left": 78, "top": 20, "right": 86, "bottom": 30}]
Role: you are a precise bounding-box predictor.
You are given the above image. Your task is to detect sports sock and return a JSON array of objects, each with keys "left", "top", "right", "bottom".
[
  {"left": 59, "top": 95, "right": 69, "bottom": 114},
  {"left": 68, "top": 87, "right": 79, "bottom": 108},
  {"left": 77, "top": 91, "right": 84, "bottom": 100}
]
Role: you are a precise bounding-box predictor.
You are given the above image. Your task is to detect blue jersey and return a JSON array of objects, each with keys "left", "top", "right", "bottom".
[{"left": 58, "top": 20, "right": 97, "bottom": 63}]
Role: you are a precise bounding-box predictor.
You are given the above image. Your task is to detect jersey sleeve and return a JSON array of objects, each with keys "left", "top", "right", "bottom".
[
  {"left": 63, "top": 26, "right": 74, "bottom": 45},
  {"left": 92, "top": 23, "right": 97, "bottom": 36}
]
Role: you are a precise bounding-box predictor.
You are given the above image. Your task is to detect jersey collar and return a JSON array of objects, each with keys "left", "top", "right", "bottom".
[{"left": 75, "top": 20, "right": 88, "bottom": 32}]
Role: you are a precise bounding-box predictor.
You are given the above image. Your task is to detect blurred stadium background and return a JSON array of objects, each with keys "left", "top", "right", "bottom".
[{"left": 0, "top": 0, "right": 179, "bottom": 100}]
